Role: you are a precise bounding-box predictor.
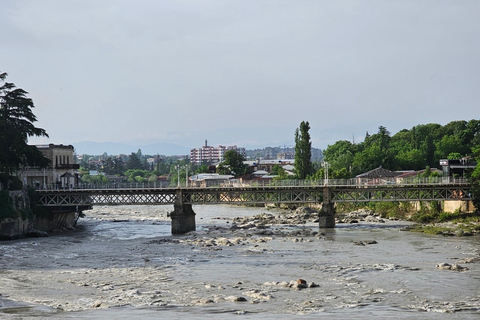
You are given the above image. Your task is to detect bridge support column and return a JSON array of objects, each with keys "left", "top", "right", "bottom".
[
  {"left": 170, "top": 190, "right": 196, "bottom": 235},
  {"left": 319, "top": 187, "right": 335, "bottom": 228}
]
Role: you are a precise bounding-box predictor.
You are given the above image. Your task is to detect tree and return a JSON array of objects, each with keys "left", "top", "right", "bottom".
[
  {"left": 470, "top": 134, "right": 480, "bottom": 213},
  {"left": 101, "top": 156, "right": 125, "bottom": 175},
  {"left": 294, "top": 121, "right": 313, "bottom": 179},
  {"left": 220, "top": 149, "right": 247, "bottom": 177},
  {"left": 195, "top": 164, "right": 210, "bottom": 174},
  {"left": 126, "top": 152, "right": 143, "bottom": 170},
  {"left": 323, "top": 140, "right": 356, "bottom": 177},
  {"left": 124, "top": 169, "right": 148, "bottom": 182},
  {"left": 0, "top": 72, "right": 49, "bottom": 189},
  {"left": 435, "top": 135, "right": 463, "bottom": 161},
  {"left": 270, "top": 164, "right": 290, "bottom": 180}
]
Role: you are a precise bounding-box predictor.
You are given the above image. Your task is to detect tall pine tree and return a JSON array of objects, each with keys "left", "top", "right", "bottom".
[
  {"left": 294, "top": 121, "right": 313, "bottom": 179},
  {"left": 0, "top": 72, "right": 49, "bottom": 189}
]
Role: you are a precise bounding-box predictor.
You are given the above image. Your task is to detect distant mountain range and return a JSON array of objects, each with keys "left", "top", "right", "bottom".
[{"left": 73, "top": 141, "right": 190, "bottom": 156}]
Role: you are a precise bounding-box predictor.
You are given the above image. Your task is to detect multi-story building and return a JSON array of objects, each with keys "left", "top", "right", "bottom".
[
  {"left": 23, "top": 144, "right": 80, "bottom": 189},
  {"left": 190, "top": 140, "right": 246, "bottom": 165}
]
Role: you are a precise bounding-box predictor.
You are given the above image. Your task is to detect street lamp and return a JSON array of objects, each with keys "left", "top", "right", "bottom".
[
  {"left": 176, "top": 165, "right": 180, "bottom": 188},
  {"left": 323, "top": 161, "right": 329, "bottom": 185}
]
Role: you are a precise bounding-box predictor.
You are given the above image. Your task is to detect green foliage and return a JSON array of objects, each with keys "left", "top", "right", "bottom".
[
  {"left": 435, "top": 135, "right": 463, "bottom": 162},
  {"left": 323, "top": 119, "right": 479, "bottom": 177},
  {"left": 335, "top": 202, "right": 365, "bottom": 213},
  {"left": 294, "top": 121, "right": 313, "bottom": 179},
  {"left": 123, "top": 169, "right": 156, "bottom": 182},
  {"left": 411, "top": 208, "right": 480, "bottom": 225},
  {"left": 126, "top": 152, "right": 144, "bottom": 170},
  {"left": 155, "top": 161, "right": 170, "bottom": 175},
  {"left": 195, "top": 164, "right": 210, "bottom": 174},
  {"left": 27, "top": 188, "right": 52, "bottom": 220},
  {"left": 394, "top": 148, "right": 425, "bottom": 171},
  {"left": 216, "top": 162, "right": 230, "bottom": 175},
  {"left": 447, "top": 152, "right": 462, "bottom": 160},
  {"left": 0, "top": 72, "right": 49, "bottom": 188},
  {"left": 0, "top": 190, "right": 16, "bottom": 219},
  {"left": 220, "top": 150, "right": 247, "bottom": 177},
  {"left": 8, "top": 176, "right": 23, "bottom": 190},
  {"left": 470, "top": 136, "right": 480, "bottom": 213},
  {"left": 369, "top": 201, "right": 411, "bottom": 220},
  {"left": 271, "top": 164, "right": 290, "bottom": 180},
  {"left": 309, "top": 168, "right": 324, "bottom": 181},
  {"left": 81, "top": 173, "right": 108, "bottom": 184},
  {"left": 101, "top": 156, "right": 125, "bottom": 175}
]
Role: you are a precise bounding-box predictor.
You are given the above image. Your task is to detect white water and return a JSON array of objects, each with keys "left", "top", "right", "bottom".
[{"left": 1, "top": 205, "right": 479, "bottom": 319}]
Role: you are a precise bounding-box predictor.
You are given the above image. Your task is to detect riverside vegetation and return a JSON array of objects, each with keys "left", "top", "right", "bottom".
[{"left": 334, "top": 202, "right": 480, "bottom": 237}]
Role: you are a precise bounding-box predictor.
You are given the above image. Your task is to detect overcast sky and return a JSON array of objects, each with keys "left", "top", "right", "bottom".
[{"left": 2, "top": 0, "right": 479, "bottom": 154}]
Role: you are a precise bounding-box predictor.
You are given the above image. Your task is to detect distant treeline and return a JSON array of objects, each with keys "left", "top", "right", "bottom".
[{"left": 322, "top": 120, "right": 479, "bottom": 179}]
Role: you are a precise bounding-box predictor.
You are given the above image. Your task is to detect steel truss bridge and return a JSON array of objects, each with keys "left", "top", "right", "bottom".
[{"left": 35, "top": 181, "right": 472, "bottom": 207}]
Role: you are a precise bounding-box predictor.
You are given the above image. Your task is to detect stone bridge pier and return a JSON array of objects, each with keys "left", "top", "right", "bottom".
[
  {"left": 169, "top": 189, "right": 196, "bottom": 234},
  {"left": 319, "top": 187, "right": 335, "bottom": 228}
]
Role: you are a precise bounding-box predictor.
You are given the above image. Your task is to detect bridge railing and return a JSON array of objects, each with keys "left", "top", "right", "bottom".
[{"left": 34, "top": 176, "right": 470, "bottom": 191}]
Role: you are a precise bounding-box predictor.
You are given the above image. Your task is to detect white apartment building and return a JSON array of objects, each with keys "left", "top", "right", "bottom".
[{"left": 190, "top": 140, "right": 246, "bottom": 165}]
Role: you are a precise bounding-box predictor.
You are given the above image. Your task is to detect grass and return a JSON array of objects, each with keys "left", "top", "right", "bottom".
[
  {"left": 408, "top": 209, "right": 480, "bottom": 236},
  {"left": 336, "top": 201, "right": 480, "bottom": 237}
]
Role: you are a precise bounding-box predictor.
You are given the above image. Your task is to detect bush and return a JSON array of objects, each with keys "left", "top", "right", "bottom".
[
  {"left": 371, "top": 201, "right": 411, "bottom": 220},
  {"left": 411, "top": 212, "right": 438, "bottom": 223},
  {"left": 335, "top": 203, "right": 364, "bottom": 213},
  {"left": 28, "top": 188, "right": 53, "bottom": 220},
  {"left": 411, "top": 208, "right": 478, "bottom": 224}
]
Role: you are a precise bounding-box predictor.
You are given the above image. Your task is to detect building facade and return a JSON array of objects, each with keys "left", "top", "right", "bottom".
[
  {"left": 23, "top": 144, "right": 80, "bottom": 189},
  {"left": 190, "top": 140, "right": 246, "bottom": 165}
]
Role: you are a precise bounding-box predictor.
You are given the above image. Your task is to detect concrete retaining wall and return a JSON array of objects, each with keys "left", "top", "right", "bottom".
[
  {"left": 0, "top": 190, "right": 78, "bottom": 239},
  {"left": 443, "top": 200, "right": 475, "bottom": 213},
  {"left": 0, "top": 217, "right": 35, "bottom": 239}
]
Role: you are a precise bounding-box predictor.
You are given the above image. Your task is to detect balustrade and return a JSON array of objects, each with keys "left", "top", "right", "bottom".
[{"left": 34, "top": 176, "right": 469, "bottom": 191}]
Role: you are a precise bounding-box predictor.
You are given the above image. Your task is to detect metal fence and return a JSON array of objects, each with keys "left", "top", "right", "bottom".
[{"left": 35, "top": 176, "right": 470, "bottom": 191}]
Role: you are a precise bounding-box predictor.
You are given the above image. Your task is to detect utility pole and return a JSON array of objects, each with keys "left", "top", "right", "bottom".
[
  {"left": 323, "top": 161, "right": 329, "bottom": 185},
  {"left": 176, "top": 165, "right": 180, "bottom": 188}
]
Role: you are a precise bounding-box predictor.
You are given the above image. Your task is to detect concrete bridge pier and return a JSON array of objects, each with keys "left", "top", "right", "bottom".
[
  {"left": 319, "top": 187, "right": 335, "bottom": 228},
  {"left": 169, "top": 190, "right": 196, "bottom": 234}
]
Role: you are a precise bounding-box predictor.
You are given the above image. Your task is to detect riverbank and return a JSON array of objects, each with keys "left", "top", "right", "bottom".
[{"left": 333, "top": 205, "right": 480, "bottom": 237}]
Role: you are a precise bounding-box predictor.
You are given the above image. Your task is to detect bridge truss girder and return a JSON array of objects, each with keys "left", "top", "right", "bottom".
[
  {"left": 181, "top": 187, "right": 323, "bottom": 205},
  {"left": 36, "top": 184, "right": 472, "bottom": 207},
  {"left": 331, "top": 185, "right": 472, "bottom": 203},
  {"left": 37, "top": 189, "right": 178, "bottom": 206}
]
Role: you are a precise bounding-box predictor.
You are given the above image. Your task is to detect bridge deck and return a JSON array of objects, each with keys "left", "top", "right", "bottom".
[{"left": 35, "top": 181, "right": 472, "bottom": 207}]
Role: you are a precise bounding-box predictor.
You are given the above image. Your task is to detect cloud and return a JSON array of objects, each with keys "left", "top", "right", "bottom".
[{"left": 1, "top": 0, "right": 478, "bottom": 153}]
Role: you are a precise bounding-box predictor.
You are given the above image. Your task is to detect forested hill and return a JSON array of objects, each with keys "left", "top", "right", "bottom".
[{"left": 323, "top": 119, "right": 479, "bottom": 178}]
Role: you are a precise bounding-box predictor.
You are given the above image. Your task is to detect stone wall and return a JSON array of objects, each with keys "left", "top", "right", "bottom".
[
  {"left": 0, "top": 190, "right": 78, "bottom": 239},
  {"left": 0, "top": 190, "right": 35, "bottom": 239},
  {"left": 0, "top": 217, "right": 35, "bottom": 239},
  {"left": 443, "top": 200, "right": 475, "bottom": 213}
]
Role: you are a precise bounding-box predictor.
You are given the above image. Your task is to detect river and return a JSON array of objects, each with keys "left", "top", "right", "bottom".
[{"left": 0, "top": 205, "right": 479, "bottom": 319}]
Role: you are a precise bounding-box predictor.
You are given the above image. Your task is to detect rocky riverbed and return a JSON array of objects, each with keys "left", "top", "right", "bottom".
[{"left": 1, "top": 205, "right": 479, "bottom": 319}]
